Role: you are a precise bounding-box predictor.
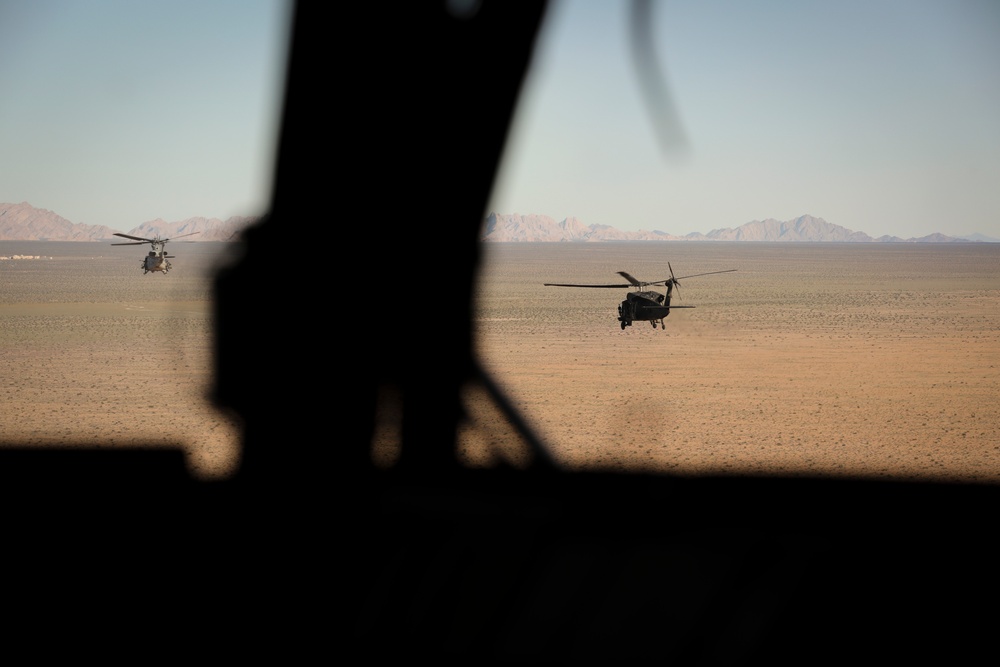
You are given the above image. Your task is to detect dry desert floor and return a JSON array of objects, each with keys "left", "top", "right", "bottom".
[
  {"left": 440, "top": 241, "right": 1000, "bottom": 485},
  {"left": 5, "top": 240, "right": 1000, "bottom": 486},
  {"left": 0, "top": 241, "right": 244, "bottom": 480}
]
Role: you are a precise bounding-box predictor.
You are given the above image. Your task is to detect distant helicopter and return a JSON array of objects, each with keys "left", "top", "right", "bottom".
[
  {"left": 112, "top": 232, "right": 199, "bottom": 274},
  {"left": 545, "top": 263, "right": 736, "bottom": 330}
]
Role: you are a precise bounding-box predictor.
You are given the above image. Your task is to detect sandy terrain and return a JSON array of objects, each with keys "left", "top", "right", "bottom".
[
  {"left": 5, "top": 240, "right": 999, "bottom": 486},
  {"left": 0, "top": 241, "right": 244, "bottom": 480},
  {"left": 446, "top": 241, "right": 1000, "bottom": 484}
]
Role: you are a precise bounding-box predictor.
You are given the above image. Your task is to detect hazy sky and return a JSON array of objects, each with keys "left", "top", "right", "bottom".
[
  {"left": 2, "top": 1, "right": 997, "bottom": 239},
  {"left": 0, "top": 0, "right": 291, "bottom": 231},
  {"left": 487, "top": 0, "right": 1000, "bottom": 239}
]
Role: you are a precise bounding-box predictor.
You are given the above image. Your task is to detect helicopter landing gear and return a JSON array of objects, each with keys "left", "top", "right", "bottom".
[{"left": 618, "top": 305, "right": 630, "bottom": 329}]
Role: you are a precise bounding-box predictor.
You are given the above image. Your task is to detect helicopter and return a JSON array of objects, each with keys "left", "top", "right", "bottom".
[
  {"left": 545, "top": 263, "right": 736, "bottom": 330},
  {"left": 112, "top": 232, "right": 199, "bottom": 274}
]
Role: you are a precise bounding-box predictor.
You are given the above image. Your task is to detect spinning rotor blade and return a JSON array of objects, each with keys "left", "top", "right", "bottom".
[
  {"left": 647, "top": 265, "right": 738, "bottom": 287},
  {"left": 163, "top": 232, "right": 199, "bottom": 242},
  {"left": 672, "top": 268, "right": 737, "bottom": 281},
  {"left": 544, "top": 282, "right": 633, "bottom": 288},
  {"left": 616, "top": 271, "right": 644, "bottom": 286},
  {"left": 112, "top": 231, "right": 199, "bottom": 245},
  {"left": 628, "top": 265, "right": 679, "bottom": 289},
  {"left": 112, "top": 233, "right": 154, "bottom": 244},
  {"left": 639, "top": 264, "right": 738, "bottom": 301},
  {"left": 545, "top": 267, "right": 735, "bottom": 290}
]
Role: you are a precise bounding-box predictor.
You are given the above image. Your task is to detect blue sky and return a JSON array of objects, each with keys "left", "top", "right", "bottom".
[
  {"left": 1, "top": 1, "right": 997, "bottom": 239},
  {"left": 0, "top": 0, "right": 291, "bottom": 231},
  {"left": 487, "top": 0, "right": 1000, "bottom": 239}
]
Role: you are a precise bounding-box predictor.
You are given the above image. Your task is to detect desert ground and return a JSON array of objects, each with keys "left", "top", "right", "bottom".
[
  {"left": 5, "top": 240, "right": 999, "bottom": 485},
  {"left": 0, "top": 240, "right": 245, "bottom": 480},
  {"left": 437, "top": 241, "right": 1000, "bottom": 485}
]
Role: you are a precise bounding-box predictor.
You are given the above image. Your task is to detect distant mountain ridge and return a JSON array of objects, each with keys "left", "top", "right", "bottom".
[
  {"left": 3, "top": 204, "right": 993, "bottom": 243},
  {"left": 127, "top": 216, "right": 258, "bottom": 242},
  {"left": 0, "top": 202, "right": 259, "bottom": 241},
  {"left": 482, "top": 212, "right": 994, "bottom": 243}
]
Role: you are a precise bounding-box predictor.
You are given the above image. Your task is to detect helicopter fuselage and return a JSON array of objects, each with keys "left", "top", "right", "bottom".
[
  {"left": 142, "top": 251, "right": 171, "bottom": 274},
  {"left": 618, "top": 290, "right": 671, "bottom": 329},
  {"left": 140, "top": 242, "right": 172, "bottom": 273}
]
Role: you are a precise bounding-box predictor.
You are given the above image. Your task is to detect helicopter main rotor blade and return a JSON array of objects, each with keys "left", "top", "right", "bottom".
[
  {"left": 547, "top": 268, "right": 735, "bottom": 289},
  {"left": 163, "top": 232, "right": 200, "bottom": 242},
  {"left": 112, "top": 233, "right": 154, "bottom": 243},
  {"left": 642, "top": 263, "right": 680, "bottom": 290},
  {"left": 111, "top": 241, "right": 149, "bottom": 246},
  {"left": 544, "top": 282, "right": 633, "bottom": 288},
  {"left": 646, "top": 267, "right": 737, "bottom": 286},
  {"left": 547, "top": 271, "right": 654, "bottom": 288},
  {"left": 616, "top": 271, "right": 644, "bottom": 286},
  {"left": 673, "top": 269, "right": 737, "bottom": 280}
]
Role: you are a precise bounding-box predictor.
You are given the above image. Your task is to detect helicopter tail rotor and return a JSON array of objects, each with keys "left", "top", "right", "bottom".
[{"left": 667, "top": 262, "right": 680, "bottom": 300}]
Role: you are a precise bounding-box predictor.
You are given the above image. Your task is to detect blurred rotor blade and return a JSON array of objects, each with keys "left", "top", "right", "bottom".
[
  {"left": 165, "top": 232, "right": 200, "bottom": 241},
  {"left": 673, "top": 269, "right": 738, "bottom": 280},
  {"left": 112, "top": 233, "right": 152, "bottom": 243},
  {"left": 630, "top": 0, "right": 690, "bottom": 158},
  {"left": 544, "top": 282, "right": 632, "bottom": 288},
  {"left": 617, "top": 271, "right": 643, "bottom": 286}
]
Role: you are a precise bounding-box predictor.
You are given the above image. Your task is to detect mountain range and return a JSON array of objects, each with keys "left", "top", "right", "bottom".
[
  {"left": 482, "top": 212, "right": 997, "bottom": 243},
  {"left": 0, "top": 202, "right": 260, "bottom": 242},
  {"left": 3, "top": 204, "right": 995, "bottom": 244}
]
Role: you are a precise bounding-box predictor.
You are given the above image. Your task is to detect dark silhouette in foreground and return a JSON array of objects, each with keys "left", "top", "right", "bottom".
[{"left": 3, "top": 2, "right": 997, "bottom": 660}]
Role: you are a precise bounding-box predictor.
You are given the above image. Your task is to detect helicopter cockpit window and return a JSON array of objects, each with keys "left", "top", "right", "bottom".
[
  {"left": 462, "top": 0, "right": 1000, "bottom": 484},
  {"left": 0, "top": 1, "right": 293, "bottom": 480}
]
